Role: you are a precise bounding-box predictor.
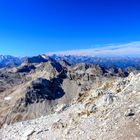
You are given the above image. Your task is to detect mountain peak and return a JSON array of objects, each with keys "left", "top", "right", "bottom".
[{"left": 23, "top": 55, "right": 52, "bottom": 64}]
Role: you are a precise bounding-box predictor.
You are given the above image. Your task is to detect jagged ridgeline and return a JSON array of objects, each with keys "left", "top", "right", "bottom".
[{"left": 0, "top": 54, "right": 140, "bottom": 69}]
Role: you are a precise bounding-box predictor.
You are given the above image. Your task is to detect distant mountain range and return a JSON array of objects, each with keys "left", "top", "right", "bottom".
[
  {"left": 0, "top": 54, "right": 140, "bottom": 69},
  {"left": 51, "top": 55, "right": 140, "bottom": 69},
  {"left": 0, "top": 55, "right": 22, "bottom": 68}
]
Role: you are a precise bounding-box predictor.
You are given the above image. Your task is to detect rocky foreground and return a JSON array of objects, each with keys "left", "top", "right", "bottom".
[{"left": 1, "top": 71, "right": 140, "bottom": 140}]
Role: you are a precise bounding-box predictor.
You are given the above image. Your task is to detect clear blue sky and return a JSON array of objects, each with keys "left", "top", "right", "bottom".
[{"left": 0, "top": 0, "right": 140, "bottom": 56}]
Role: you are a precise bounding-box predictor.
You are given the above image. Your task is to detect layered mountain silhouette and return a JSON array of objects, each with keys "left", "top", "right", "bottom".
[{"left": 1, "top": 54, "right": 140, "bottom": 69}]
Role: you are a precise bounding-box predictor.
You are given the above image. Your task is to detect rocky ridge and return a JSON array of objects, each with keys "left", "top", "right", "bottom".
[{"left": 0, "top": 55, "right": 140, "bottom": 140}]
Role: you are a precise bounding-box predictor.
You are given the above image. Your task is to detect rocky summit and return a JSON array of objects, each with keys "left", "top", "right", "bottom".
[{"left": 0, "top": 55, "right": 140, "bottom": 140}]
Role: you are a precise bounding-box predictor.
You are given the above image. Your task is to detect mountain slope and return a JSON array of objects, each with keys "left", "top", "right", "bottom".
[
  {"left": 0, "top": 55, "right": 133, "bottom": 128},
  {"left": 1, "top": 72, "right": 140, "bottom": 140},
  {"left": 0, "top": 54, "right": 140, "bottom": 140}
]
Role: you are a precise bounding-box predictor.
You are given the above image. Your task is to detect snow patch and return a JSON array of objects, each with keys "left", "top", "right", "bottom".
[{"left": 4, "top": 96, "right": 12, "bottom": 101}]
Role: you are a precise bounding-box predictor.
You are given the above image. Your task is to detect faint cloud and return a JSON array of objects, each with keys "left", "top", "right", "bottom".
[{"left": 48, "top": 41, "right": 140, "bottom": 57}]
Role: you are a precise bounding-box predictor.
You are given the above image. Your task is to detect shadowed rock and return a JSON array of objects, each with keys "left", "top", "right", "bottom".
[
  {"left": 24, "top": 77, "right": 65, "bottom": 106},
  {"left": 16, "top": 65, "right": 36, "bottom": 73}
]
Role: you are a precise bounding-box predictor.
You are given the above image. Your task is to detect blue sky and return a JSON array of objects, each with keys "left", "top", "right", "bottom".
[{"left": 0, "top": 0, "right": 140, "bottom": 56}]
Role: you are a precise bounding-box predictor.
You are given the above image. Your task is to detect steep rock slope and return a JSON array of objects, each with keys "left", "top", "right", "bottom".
[{"left": 1, "top": 72, "right": 140, "bottom": 140}]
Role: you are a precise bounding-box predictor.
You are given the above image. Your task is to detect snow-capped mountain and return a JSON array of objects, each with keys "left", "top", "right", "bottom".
[{"left": 0, "top": 55, "right": 22, "bottom": 68}]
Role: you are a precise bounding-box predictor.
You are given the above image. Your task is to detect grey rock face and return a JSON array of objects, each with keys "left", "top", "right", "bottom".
[
  {"left": 25, "top": 78, "right": 55, "bottom": 103},
  {"left": 14, "top": 77, "right": 65, "bottom": 110}
]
